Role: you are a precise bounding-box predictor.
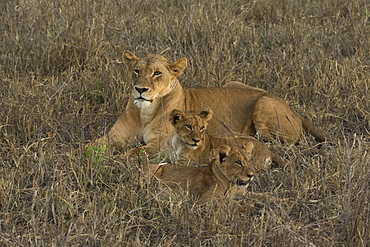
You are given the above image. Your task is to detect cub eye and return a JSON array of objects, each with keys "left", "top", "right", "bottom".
[
  {"left": 153, "top": 71, "right": 162, "bottom": 76},
  {"left": 200, "top": 126, "right": 205, "bottom": 131},
  {"left": 133, "top": 69, "right": 139, "bottom": 75},
  {"left": 235, "top": 160, "right": 243, "bottom": 166},
  {"left": 185, "top": 124, "right": 193, "bottom": 130}
]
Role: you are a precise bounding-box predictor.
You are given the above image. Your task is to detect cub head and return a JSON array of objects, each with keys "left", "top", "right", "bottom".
[
  {"left": 123, "top": 51, "right": 187, "bottom": 108},
  {"left": 215, "top": 143, "right": 255, "bottom": 186},
  {"left": 169, "top": 109, "right": 213, "bottom": 150}
]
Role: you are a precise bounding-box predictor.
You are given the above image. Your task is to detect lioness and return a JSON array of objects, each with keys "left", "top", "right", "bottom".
[
  {"left": 135, "top": 144, "right": 255, "bottom": 203},
  {"left": 164, "top": 109, "right": 283, "bottom": 170},
  {"left": 90, "top": 51, "right": 331, "bottom": 154}
]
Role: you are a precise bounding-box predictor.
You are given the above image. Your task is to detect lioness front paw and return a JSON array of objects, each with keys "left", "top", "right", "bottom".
[{"left": 127, "top": 146, "right": 147, "bottom": 159}]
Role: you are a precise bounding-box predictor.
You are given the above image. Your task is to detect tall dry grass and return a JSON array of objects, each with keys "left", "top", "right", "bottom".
[{"left": 0, "top": 0, "right": 369, "bottom": 246}]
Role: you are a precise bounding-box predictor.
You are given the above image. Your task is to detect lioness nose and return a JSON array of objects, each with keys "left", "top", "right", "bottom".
[
  {"left": 247, "top": 173, "right": 254, "bottom": 179},
  {"left": 192, "top": 138, "right": 200, "bottom": 143},
  {"left": 135, "top": 87, "right": 149, "bottom": 94}
]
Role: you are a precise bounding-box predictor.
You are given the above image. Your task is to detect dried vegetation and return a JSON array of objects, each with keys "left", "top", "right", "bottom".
[{"left": 0, "top": 0, "right": 369, "bottom": 246}]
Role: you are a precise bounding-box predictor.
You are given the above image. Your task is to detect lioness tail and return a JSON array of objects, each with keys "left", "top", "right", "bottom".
[{"left": 300, "top": 117, "right": 332, "bottom": 143}]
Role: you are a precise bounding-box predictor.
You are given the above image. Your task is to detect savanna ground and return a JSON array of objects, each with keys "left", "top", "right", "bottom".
[{"left": 0, "top": 0, "right": 369, "bottom": 246}]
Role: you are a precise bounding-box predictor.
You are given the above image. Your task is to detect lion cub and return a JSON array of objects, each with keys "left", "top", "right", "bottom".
[
  {"left": 163, "top": 109, "right": 283, "bottom": 170},
  {"left": 135, "top": 144, "right": 255, "bottom": 203}
]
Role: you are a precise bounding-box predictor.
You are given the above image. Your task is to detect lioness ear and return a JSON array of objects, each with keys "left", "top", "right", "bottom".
[
  {"left": 169, "top": 58, "right": 187, "bottom": 77},
  {"left": 170, "top": 109, "right": 185, "bottom": 126},
  {"left": 199, "top": 110, "right": 213, "bottom": 122},
  {"left": 217, "top": 145, "right": 231, "bottom": 163},
  {"left": 123, "top": 51, "right": 139, "bottom": 69}
]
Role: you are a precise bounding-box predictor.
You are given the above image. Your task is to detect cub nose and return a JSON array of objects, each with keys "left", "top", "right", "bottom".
[
  {"left": 192, "top": 138, "right": 200, "bottom": 143},
  {"left": 247, "top": 173, "right": 254, "bottom": 179},
  {"left": 135, "top": 87, "right": 149, "bottom": 94}
]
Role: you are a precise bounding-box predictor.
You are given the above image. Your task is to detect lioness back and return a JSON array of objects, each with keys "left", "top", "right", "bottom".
[{"left": 184, "top": 87, "right": 266, "bottom": 135}]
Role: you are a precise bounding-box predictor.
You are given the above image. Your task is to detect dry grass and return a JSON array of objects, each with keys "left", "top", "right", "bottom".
[{"left": 1, "top": 0, "right": 369, "bottom": 246}]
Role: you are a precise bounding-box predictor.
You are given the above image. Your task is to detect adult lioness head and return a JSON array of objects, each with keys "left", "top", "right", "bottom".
[
  {"left": 123, "top": 51, "right": 187, "bottom": 108},
  {"left": 216, "top": 144, "right": 255, "bottom": 186},
  {"left": 169, "top": 109, "right": 213, "bottom": 150}
]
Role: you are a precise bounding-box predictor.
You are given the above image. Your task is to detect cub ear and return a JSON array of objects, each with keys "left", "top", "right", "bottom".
[
  {"left": 170, "top": 109, "right": 185, "bottom": 126},
  {"left": 123, "top": 51, "right": 139, "bottom": 70},
  {"left": 169, "top": 58, "right": 187, "bottom": 77},
  {"left": 217, "top": 145, "right": 231, "bottom": 164},
  {"left": 199, "top": 110, "right": 213, "bottom": 122},
  {"left": 242, "top": 142, "right": 255, "bottom": 160}
]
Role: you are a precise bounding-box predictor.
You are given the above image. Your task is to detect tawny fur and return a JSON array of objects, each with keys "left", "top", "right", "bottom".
[
  {"left": 135, "top": 144, "right": 255, "bottom": 203},
  {"left": 164, "top": 109, "right": 283, "bottom": 170},
  {"left": 90, "top": 51, "right": 332, "bottom": 154}
]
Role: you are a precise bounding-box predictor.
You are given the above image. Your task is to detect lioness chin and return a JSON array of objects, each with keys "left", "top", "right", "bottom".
[
  {"left": 90, "top": 51, "right": 332, "bottom": 154},
  {"left": 164, "top": 109, "right": 283, "bottom": 170}
]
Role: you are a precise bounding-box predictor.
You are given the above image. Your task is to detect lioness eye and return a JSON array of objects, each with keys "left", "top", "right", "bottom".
[
  {"left": 133, "top": 69, "right": 139, "bottom": 75},
  {"left": 153, "top": 71, "right": 162, "bottom": 76},
  {"left": 200, "top": 126, "right": 205, "bottom": 131},
  {"left": 185, "top": 124, "right": 192, "bottom": 130},
  {"left": 236, "top": 160, "right": 243, "bottom": 166}
]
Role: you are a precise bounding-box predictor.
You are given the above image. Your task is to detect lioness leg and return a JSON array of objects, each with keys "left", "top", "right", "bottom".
[
  {"left": 88, "top": 103, "right": 142, "bottom": 150},
  {"left": 251, "top": 96, "right": 302, "bottom": 143}
]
